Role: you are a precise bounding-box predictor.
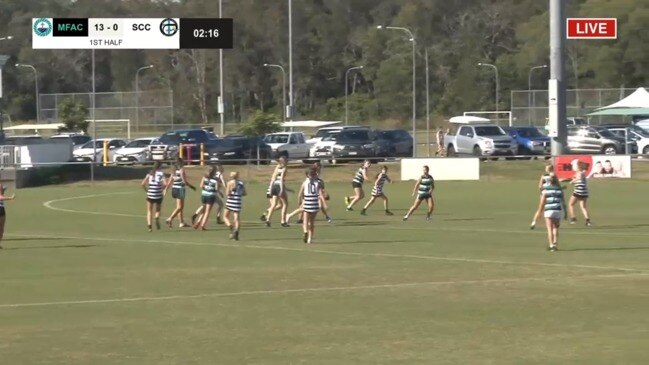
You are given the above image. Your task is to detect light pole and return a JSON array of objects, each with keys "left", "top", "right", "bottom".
[
  {"left": 288, "top": 0, "right": 294, "bottom": 122},
  {"left": 15, "top": 64, "right": 39, "bottom": 123},
  {"left": 528, "top": 64, "right": 548, "bottom": 124},
  {"left": 477, "top": 62, "right": 499, "bottom": 113},
  {"left": 377, "top": 25, "right": 416, "bottom": 157},
  {"left": 218, "top": 0, "right": 225, "bottom": 136},
  {"left": 264, "top": 63, "right": 287, "bottom": 121},
  {"left": 344, "top": 65, "right": 363, "bottom": 125},
  {"left": 0, "top": 36, "right": 12, "bottom": 41},
  {"left": 135, "top": 65, "right": 154, "bottom": 131}
]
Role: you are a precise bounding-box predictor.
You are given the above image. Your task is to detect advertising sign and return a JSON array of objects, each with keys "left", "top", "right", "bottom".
[{"left": 554, "top": 155, "right": 631, "bottom": 180}]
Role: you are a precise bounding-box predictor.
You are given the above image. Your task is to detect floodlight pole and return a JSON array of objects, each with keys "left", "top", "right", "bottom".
[
  {"left": 219, "top": 0, "right": 225, "bottom": 136},
  {"left": 478, "top": 62, "right": 499, "bottom": 113},
  {"left": 549, "top": 0, "right": 567, "bottom": 155},
  {"left": 528, "top": 65, "right": 548, "bottom": 125},
  {"left": 91, "top": 49, "right": 96, "bottom": 183},
  {"left": 135, "top": 65, "right": 154, "bottom": 132},
  {"left": 264, "top": 64, "right": 287, "bottom": 121}
]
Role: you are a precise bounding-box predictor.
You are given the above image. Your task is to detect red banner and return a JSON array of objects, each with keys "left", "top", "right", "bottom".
[{"left": 567, "top": 18, "right": 617, "bottom": 39}]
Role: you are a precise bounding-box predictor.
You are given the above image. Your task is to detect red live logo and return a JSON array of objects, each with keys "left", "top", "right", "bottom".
[{"left": 567, "top": 18, "right": 617, "bottom": 39}]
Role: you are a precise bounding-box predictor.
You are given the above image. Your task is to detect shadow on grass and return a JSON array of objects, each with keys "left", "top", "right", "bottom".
[
  {"left": 562, "top": 246, "right": 649, "bottom": 252},
  {"left": 443, "top": 217, "right": 494, "bottom": 222},
  {"left": 3, "top": 244, "right": 98, "bottom": 251},
  {"left": 578, "top": 224, "right": 649, "bottom": 230}
]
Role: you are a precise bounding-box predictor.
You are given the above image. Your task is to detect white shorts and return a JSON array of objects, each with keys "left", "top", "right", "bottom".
[{"left": 544, "top": 210, "right": 562, "bottom": 220}]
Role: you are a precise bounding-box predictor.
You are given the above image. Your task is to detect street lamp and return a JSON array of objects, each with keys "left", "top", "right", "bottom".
[
  {"left": 135, "top": 65, "right": 154, "bottom": 131},
  {"left": 0, "top": 36, "right": 13, "bottom": 41},
  {"left": 15, "top": 63, "right": 40, "bottom": 123},
  {"left": 218, "top": 0, "right": 225, "bottom": 136},
  {"left": 288, "top": 0, "right": 294, "bottom": 122},
  {"left": 377, "top": 25, "right": 417, "bottom": 157},
  {"left": 264, "top": 63, "right": 287, "bottom": 121},
  {"left": 344, "top": 66, "right": 363, "bottom": 125},
  {"left": 477, "top": 62, "right": 500, "bottom": 113},
  {"left": 528, "top": 64, "right": 548, "bottom": 124}
]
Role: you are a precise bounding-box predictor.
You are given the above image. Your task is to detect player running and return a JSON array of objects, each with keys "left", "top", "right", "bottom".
[
  {"left": 224, "top": 171, "right": 246, "bottom": 241},
  {"left": 535, "top": 174, "right": 567, "bottom": 251},
  {"left": 193, "top": 166, "right": 219, "bottom": 231},
  {"left": 141, "top": 162, "right": 169, "bottom": 232},
  {"left": 166, "top": 158, "right": 196, "bottom": 228},
  {"left": 361, "top": 165, "right": 393, "bottom": 216},
  {"left": 287, "top": 161, "right": 332, "bottom": 224},
  {"left": 299, "top": 167, "right": 325, "bottom": 244},
  {"left": 0, "top": 184, "right": 16, "bottom": 248},
  {"left": 403, "top": 165, "right": 435, "bottom": 221},
  {"left": 569, "top": 161, "right": 592, "bottom": 226},
  {"left": 192, "top": 164, "right": 226, "bottom": 225},
  {"left": 530, "top": 164, "right": 555, "bottom": 229},
  {"left": 264, "top": 156, "right": 289, "bottom": 227},
  {"left": 345, "top": 160, "right": 371, "bottom": 211}
]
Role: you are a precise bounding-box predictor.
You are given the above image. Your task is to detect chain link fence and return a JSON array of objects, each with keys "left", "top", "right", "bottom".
[{"left": 511, "top": 87, "right": 648, "bottom": 126}]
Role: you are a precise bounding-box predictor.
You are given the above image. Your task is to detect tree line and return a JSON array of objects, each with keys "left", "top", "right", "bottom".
[{"left": 0, "top": 0, "right": 646, "bottom": 128}]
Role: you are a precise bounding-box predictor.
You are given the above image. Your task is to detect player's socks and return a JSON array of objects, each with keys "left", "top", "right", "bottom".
[
  {"left": 147, "top": 225, "right": 152, "bottom": 232},
  {"left": 385, "top": 210, "right": 394, "bottom": 216},
  {"left": 155, "top": 218, "right": 161, "bottom": 230},
  {"left": 360, "top": 208, "right": 367, "bottom": 216},
  {"left": 302, "top": 232, "right": 308, "bottom": 243}
]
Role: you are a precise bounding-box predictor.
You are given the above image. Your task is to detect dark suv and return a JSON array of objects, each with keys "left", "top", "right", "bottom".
[
  {"left": 149, "top": 129, "right": 218, "bottom": 162},
  {"left": 203, "top": 135, "right": 272, "bottom": 164},
  {"left": 331, "top": 129, "right": 390, "bottom": 162},
  {"left": 374, "top": 129, "right": 413, "bottom": 157}
]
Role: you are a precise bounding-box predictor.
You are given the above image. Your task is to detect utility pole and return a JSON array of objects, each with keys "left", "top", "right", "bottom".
[{"left": 549, "top": 0, "right": 567, "bottom": 155}]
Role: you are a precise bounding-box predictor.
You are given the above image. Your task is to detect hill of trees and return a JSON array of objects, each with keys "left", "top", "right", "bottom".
[{"left": 0, "top": 0, "right": 646, "bottom": 126}]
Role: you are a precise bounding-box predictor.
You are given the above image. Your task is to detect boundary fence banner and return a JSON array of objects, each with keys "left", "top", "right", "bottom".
[
  {"left": 553, "top": 155, "right": 631, "bottom": 180},
  {"left": 401, "top": 158, "right": 480, "bottom": 181}
]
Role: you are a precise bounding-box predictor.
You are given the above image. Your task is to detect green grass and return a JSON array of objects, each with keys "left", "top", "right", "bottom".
[{"left": 2, "top": 165, "right": 649, "bottom": 364}]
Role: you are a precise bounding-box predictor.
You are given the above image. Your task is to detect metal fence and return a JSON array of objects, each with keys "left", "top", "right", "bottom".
[
  {"left": 39, "top": 90, "right": 174, "bottom": 131},
  {"left": 511, "top": 87, "right": 648, "bottom": 126}
]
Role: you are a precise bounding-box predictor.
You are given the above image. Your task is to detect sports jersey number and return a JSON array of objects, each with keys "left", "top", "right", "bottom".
[
  {"left": 308, "top": 182, "right": 317, "bottom": 195},
  {"left": 234, "top": 183, "right": 243, "bottom": 195}
]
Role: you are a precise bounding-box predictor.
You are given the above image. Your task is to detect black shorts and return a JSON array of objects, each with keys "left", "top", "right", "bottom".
[
  {"left": 270, "top": 184, "right": 282, "bottom": 197},
  {"left": 418, "top": 193, "right": 432, "bottom": 201},
  {"left": 0, "top": 207, "right": 5, "bottom": 217},
  {"left": 171, "top": 187, "right": 186, "bottom": 200},
  {"left": 573, "top": 194, "right": 589, "bottom": 199},
  {"left": 201, "top": 195, "right": 217, "bottom": 205},
  {"left": 147, "top": 198, "right": 163, "bottom": 205},
  {"left": 352, "top": 182, "right": 363, "bottom": 189}
]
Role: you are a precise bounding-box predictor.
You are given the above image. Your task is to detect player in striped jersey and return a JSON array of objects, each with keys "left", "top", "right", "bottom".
[
  {"left": 345, "top": 160, "right": 371, "bottom": 211},
  {"left": 224, "top": 171, "right": 246, "bottom": 241},
  {"left": 287, "top": 161, "right": 332, "bottom": 224},
  {"left": 530, "top": 164, "right": 555, "bottom": 229},
  {"left": 141, "top": 162, "right": 169, "bottom": 232},
  {"left": 165, "top": 158, "right": 196, "bottom": 228},
  {"left": 193, "top": 166, "right": 219, "bottom": 231},
  {"left": 361, "top": 165, "right": 393, "bottom": 216},
  {"left": 263, "top": 156, "right": 290, "bottom": 227},
  {"left": 403, "top": 165, "right": 435, "bottom": 221},
  {"left": 0, "top": 184, "right": 16, "bottom": 248},
  {"left": 192, "top": 164, "right": 226, "bottom": 225},
  {"left": 568, "top": 161, "right": 592, "bottom": 226},
  {"left": 298, "top": 167, "right": 324, "bottom": 244},
  {"left": 536, "top": 174, "right": 567, "bottom": 251}
]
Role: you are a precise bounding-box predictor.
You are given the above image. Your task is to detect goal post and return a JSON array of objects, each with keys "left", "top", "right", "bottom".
[
  {"left": 85, "top": 119, "right": 132, "bottom": 140},
  {"left": 463, "top": 111, "right": 513, "bottom": 127}
]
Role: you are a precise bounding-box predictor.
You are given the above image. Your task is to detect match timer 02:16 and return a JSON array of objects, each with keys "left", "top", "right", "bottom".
[{"left": 179, "top": 18, "right": 233, "bottom": 49}]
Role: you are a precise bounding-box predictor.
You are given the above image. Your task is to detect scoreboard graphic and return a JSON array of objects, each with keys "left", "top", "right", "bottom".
[{"left": 32, "top": 18, "right": 233, "bottom": 49}]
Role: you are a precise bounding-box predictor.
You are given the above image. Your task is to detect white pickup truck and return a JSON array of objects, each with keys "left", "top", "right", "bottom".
[
  {"left": 445, "top": 116, "right": 517, "bottom": 158},
  {"left": 264, "top": 132, "right": 312, "bottom": 162}
]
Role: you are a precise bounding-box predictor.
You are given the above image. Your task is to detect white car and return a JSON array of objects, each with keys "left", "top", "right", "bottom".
[
  {"left": 50, "top": 133, "right": 91, "bottom": 150},
  {"left": 113, "top": 138, "right": 156, "bottom": 165},
  {"left": 309, "top": 131, "right": 341, "bottom": 159},
  {"left": 608, "top": 127, "right": 649, "bottom": 155},
  {"left": 306, "top": 126, "right": 365, "bottom": 145},
  {"left": 73, "top": 138, "right": 127, "bottom": 162},
  {"left": 264, "top": 132, "right": 311, "bottom": 161}
]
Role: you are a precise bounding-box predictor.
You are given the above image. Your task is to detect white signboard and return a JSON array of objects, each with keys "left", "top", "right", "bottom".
[{"left": 401, "top": 158, "right": 480, "bottom": 181}]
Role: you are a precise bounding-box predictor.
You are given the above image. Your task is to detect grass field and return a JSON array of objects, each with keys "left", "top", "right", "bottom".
[{"left": 2, "top": 162, "right": 649, "bottom": 364}]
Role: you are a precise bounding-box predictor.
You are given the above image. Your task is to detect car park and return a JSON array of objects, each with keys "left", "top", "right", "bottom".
[
  {"left": 203, "top": 136, "right": 272, "bottom": 164},
  {"left": 503, "top": 126, "right": 550, "bottom": 156},
  {"left": 113, "top": 137, "right": 156, "bottom": 165},
  {"left": 149, "top": 129, "right": 218, "bottom": 162},
  {"left": 566, "top": 126, "right": 629, "bottom": 155},
  {"left": 445, "top": 117, "right": 517, "bottom": 157},
  {"left": 73, "top": 138, "right": 127, "bottom": 162},
  {"left": 50, "top": 133, "right": 91, "bottom": 150},
  {"left": 309, "top": 131, "right": 340, "bottom": 160},
  {"left": 264, "top": 132, "right": 311, "bottom": 162},
  {"left": 331, "top": 128, "right": 390, "bottom": 162},
  {"left": 373, "top": 129, "right": 413, "bottom": 157}
]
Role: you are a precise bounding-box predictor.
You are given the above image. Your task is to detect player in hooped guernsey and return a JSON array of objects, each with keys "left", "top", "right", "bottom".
[
  {"left": 193, "top": 166, "right": 220, "bottom": 231},
  {"left": 535, "top": 174, "right": 567, "bottom": 251},
  {"left": 345, "top": 160, "right": 371, "bottom": 211},
  {"left": 298, "top": 167, "right": 324, "bottom": 244},
  {"left": 224, "top": 171, "right": 246, "bottom": 241},
  {"left": 165, "top": 158, "right": 196, "bottom": 228},
  {"left": 0, "top": 184, "right": 16, "bottom": 249},
  {"left": 568, "top": 161, "right": 592, "bottom": 226},
  {"left": 360, "top": 165, "right": 394, "bottom": 216},
  {"left": 403, "top": 165, "right": 435, "bottom": 221},
  {"left": 192, "top": 164, "right": 226, "bottom": 226},
  {"left": 264, "top": 156, "right": 290, "bottom": 227},
  {"left": 530, "top": 164, "right": 555, "bottom": 229},
  {"left": 141, "top": 162, "right": 169, "bottom": 232},
  {"left": 286, "top": 161, "right": 332, "bottom": 224}
]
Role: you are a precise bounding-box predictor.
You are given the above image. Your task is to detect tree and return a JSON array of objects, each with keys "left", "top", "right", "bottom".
[
  {"left": 57, "top": 98, "right": 89, "bottom": 133},
  {"left": 238, "top": 111, "right": 281, "bottom": 137}
]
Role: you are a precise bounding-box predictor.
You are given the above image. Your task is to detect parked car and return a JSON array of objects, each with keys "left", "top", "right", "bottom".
[
  {"left": 1, "top": 135, "right": 43, "bottom": 145},
  {"left": 566, "top": 126, "right": 629, "bottom": 155},
  {"left": 445, "top": 119, "right": 517, "bottom": 157},
  {"left": 503, "top": 126, "right": 550, "bottom": 156},
  {"left": 73, "top": 138, "right": 127, "bottom": 162},
  {"left": 603, "top": 125, "right": 648, "bottom": 154},
  {"left": 50, "top": 133, "right": 91, "bottom": 150},
  {"left": 373, "top": 129, "right": 414, "bottom": 157},
  {"left": 264, "top": 132, "right": 311, "bottom": 162},
  {"left": 545, "top": 117, "right": 588, "bottom": 132},
  {"left": 331, "top": 128, "right": 390, "bottom": 162},
  {"left": 149, "top": 129, "right": 218, "bottom": 162},
  {"left": 113, "top": 137, "right": 156, "bottom": 165},
  {"left": 203, "top": 136, "right": 272, "bottom": 164},
  {"left": 309, "top": 131, "right": 341, "bottom": 160},
  {"left": 307, "top": 125, "right": 366, "bottom": 145}
]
